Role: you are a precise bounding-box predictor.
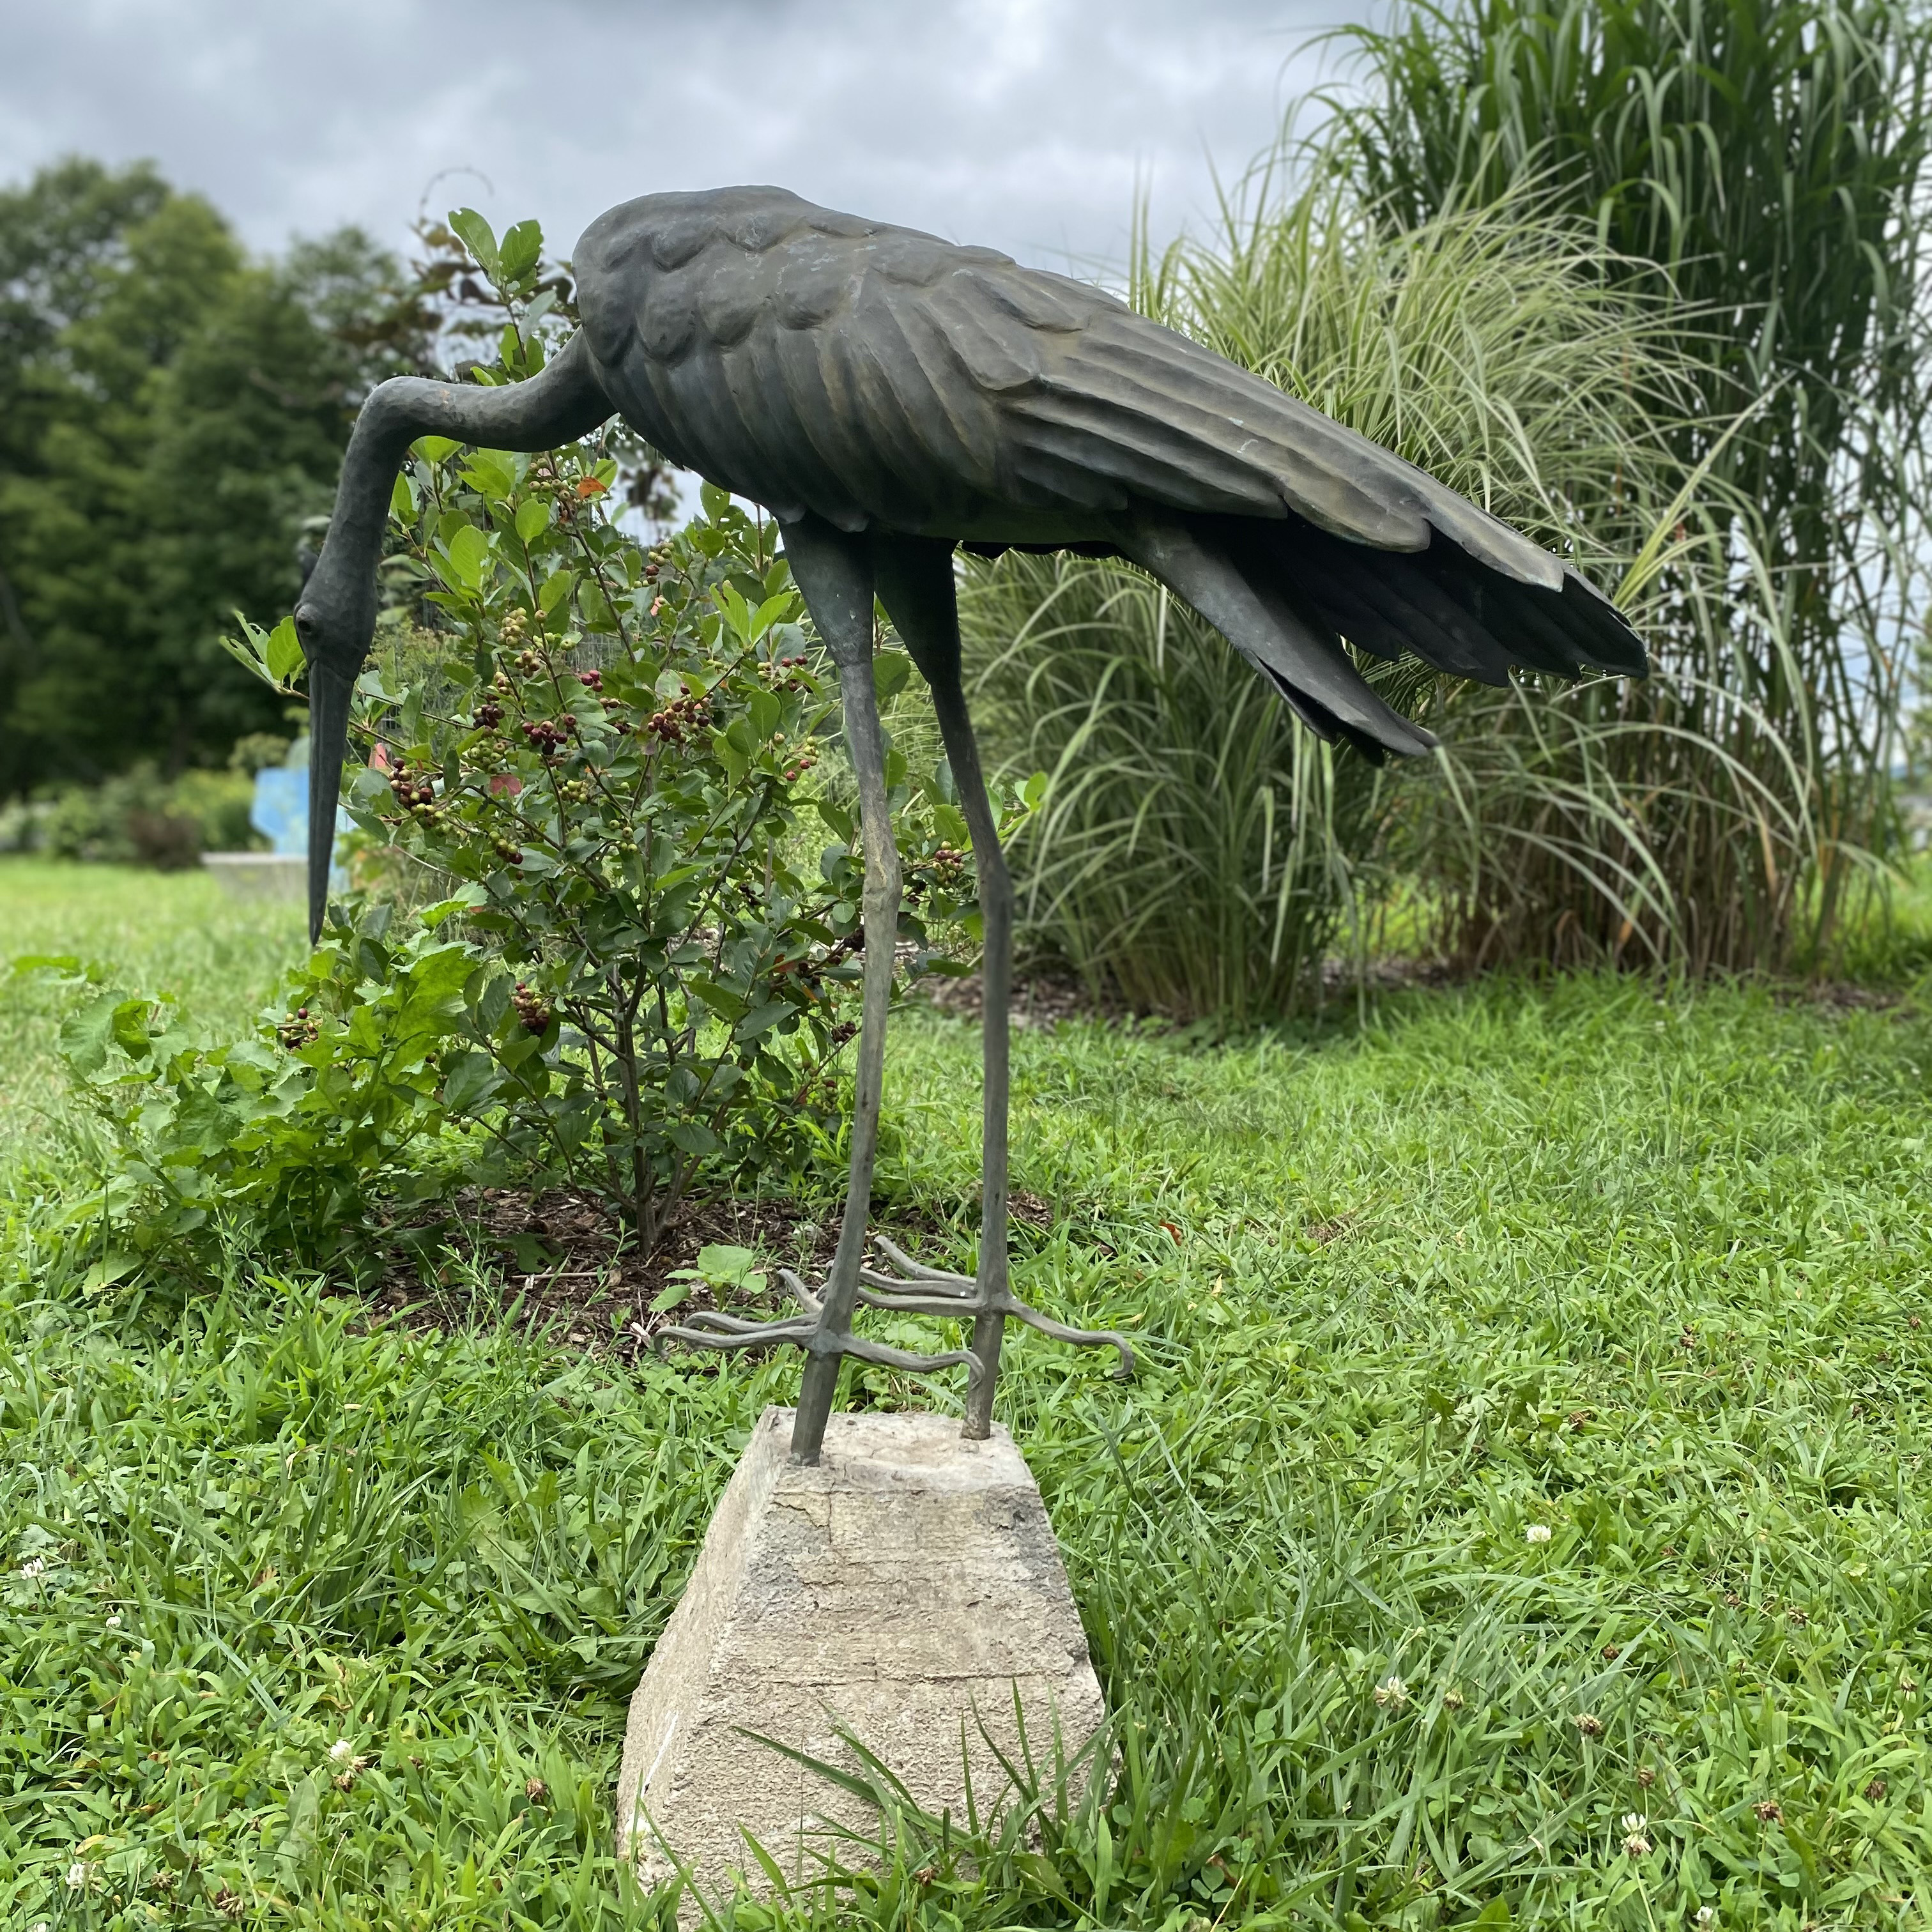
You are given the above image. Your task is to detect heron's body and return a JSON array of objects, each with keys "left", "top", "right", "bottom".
[{"left": 297, "top": 184, "right": 1647, "bottom": 1460}]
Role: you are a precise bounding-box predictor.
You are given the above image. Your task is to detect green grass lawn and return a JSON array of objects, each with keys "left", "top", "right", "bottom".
[{"left": 0, "top": 859, "right": 1928, "bottom": 1929}]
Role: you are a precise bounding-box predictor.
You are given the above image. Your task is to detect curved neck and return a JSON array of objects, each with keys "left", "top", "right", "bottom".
[{"left": 309, "top": 330, "right": 615, "bottom": 666}]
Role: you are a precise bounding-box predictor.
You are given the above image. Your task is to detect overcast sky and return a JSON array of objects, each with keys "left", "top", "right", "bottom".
[{"left": 0, "top": 0, "right": 1376, "bottom": 282}]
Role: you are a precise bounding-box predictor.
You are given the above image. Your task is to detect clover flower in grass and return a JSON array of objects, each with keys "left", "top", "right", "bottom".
[
  {"left": 1621, "top": 1813, "right": 1652, "bottom": 1857},
  {"left": 65, "top": 1860, "right": 93, "bottom": 1890},
  {"left": 19, "top": 1556, "right": 45, "bottom": 1579},
  {"left": 1526, "top": 1523, "right": 1552, "bottom": 1545},
  {"left": 1696, "top": 1910, "right": 1715, "bottom": 1928},
  {"left": 1373, "top": 1675, "right": 1409, "bottom": 1709},
  {"left": 328, "top": 1738, "right": 357, "bottom": 1766}
]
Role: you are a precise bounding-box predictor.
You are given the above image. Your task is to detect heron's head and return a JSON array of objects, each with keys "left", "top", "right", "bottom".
[{"left": 293, "top": 542, "right": 378, "bottom": 946}]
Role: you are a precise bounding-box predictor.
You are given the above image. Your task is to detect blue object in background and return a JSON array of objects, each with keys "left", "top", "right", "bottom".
[
  {"left": 249, "top": 769, "right": 305, "bottom": 855},
  {"left": 250, "top": 765, "right": 350, "bottom": 883}
]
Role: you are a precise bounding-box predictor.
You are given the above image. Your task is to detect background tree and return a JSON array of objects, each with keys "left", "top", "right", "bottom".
[{"left": 0, "top": 159, "right": 431, "bottom": 792}]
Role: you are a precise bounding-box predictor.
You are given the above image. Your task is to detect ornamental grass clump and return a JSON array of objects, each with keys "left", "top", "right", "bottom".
[
  {"left": 965, "top": 160, "right": 1694, "bottom": 1021},
  {"left": 1335, "top": 0, "right": 1932, "bottom": 970}
]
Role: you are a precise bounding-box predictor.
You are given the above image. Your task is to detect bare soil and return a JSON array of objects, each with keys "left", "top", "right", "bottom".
[{"left": 356, "top": 1181, "right": 1060, "bottom": 1364}]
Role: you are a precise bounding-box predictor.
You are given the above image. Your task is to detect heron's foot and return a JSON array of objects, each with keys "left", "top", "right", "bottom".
[
  {"left": 857, "top": 1234, "right": 1137, "bottom": 1379},
  {"left": 652, "top": 1254, "right": 981, "bottom": 1376}
]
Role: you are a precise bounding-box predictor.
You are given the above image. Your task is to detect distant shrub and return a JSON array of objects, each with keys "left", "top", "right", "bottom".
[{"left": 36, "top": 763, "right": 258, "bottom": 867}]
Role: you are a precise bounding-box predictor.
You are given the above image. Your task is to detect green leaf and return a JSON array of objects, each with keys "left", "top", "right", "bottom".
[
  {"left": 220, "top": 612, "right": 303, "bottom": 692},
  {"left": 448, "top": 207, "right": 502, "bottom": 277},
  {"left": 932, "top": 802, "right": 970, "bottom": 847},
  {"left": 872, "top": 650, "right": 912, "bottom": 703},
  {"left": 264, "top": 616, "right": 304, "bottom": 686},
  {"left": 498, "top": 218, "right": 543, "bottom": 285},
  {"left": 110, "top": 998, "right": 155, "bottom": 1060},
  {"left": 445, "top": 525, "right": 492, "bottom": 590},
  {"left": 418, "top": 889, "right": 485, "bottom": 930},
  {"left": 59, "top": 993, "right": 135, "bottom": 1076},
  {"left": 440, "top": 1050, "right": 502, "bottom": 1116},
  {"left": 580, "top": 581, "right": 616, "bottom": 632},
  {"left": 712, "top": 730, "right": 749, "bottom": 786},
  {"left": 687, "top": 977, "right": 747, "bottom": 1022},
  {"left": 413, "top": 434, "right": 462, "bottom": 464},
  {"left": 10, "top": 953, "right": 83, "bottom": 978},
  {"left": 515, "top": 498, "right": 552, "bottom": 546},
  {"left": 507, "top": 1232, "right": 553, "bottom": 1273},
  {"left": 461, "top": 451, "right": 518, "bottom": 503},
  {"left": 80, "top": 1252, "right": 141, "bottom": 1295},
  {"left": 538, "top": 569, "right": 574, "bottom": 615},
  {"left": 693, "top": 1244, "right": 765, "bottom": 1292},
  {"left": 751, "top": 590, "right": 797, "bottom": 640},
  {"left": 390, "top": 472, "right": 417, "bottom": 521},
  {"left": 648, "top": 1282, "right": 693, "bottom": 1315}
]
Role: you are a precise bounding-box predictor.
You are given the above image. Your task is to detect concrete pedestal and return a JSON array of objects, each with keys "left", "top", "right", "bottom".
[{"left": 615, "top": 1407, "right": 1103, "bottom": 1908}]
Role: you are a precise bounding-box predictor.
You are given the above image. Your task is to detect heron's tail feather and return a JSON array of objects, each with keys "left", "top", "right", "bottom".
[
  {"left": 1115, "top": 513, "right": 1435, "bottom": 764},
  {"left": 1232, "top": 514, "right": 1646, "bottom": 686},
  {"left": 1116, "top": 506, "right": 1644, "bottom": 763}
]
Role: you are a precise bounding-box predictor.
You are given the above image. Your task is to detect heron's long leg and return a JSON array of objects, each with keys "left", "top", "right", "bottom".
[
  {"left": 874, "top": 539, "right": 1134, "bottom": 1434},
  {"left": 779, "top": 518, "right": 903, "bottom": 1466},
  {"left": 873, "top": 541, "right": 1012, "bottom": 1436}
]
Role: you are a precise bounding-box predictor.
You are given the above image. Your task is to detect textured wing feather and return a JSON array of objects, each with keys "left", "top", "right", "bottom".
[{"left": 573, "top": 187, "right": 1646, "bottom": 712}]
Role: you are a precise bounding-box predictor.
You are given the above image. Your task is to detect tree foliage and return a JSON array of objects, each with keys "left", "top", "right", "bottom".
[{"left": 0, "top": 158, "right": 429, "bottom": 791}]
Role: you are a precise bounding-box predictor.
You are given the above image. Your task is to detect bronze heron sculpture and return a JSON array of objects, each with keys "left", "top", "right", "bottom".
[{"left": 296, "top": 185, "right": 1646, "bottom": 1464}]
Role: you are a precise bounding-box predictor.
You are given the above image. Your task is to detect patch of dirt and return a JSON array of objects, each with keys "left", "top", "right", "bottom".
[
  {"left": 924, "top": 963, "right": 1129, "bottom": 1029},
  {"left": 352, "top": 1186, "right": 1038, "bottom": 1365},
  {"left": 1784, "top": 979, "right": 1908, "bottom": 1012},
  {"left": 1300, "top": 1213, "right": 1358, "bottom": 1246},
  {"left": 358, "top": 1188, "right": 839, "bottom": 1362},
  {"left": 1321, "top": 955, "right": 1464, "bottom": 995},
  {"left": 924, "top": 954, "right": 1470, "bottom": 1032}
]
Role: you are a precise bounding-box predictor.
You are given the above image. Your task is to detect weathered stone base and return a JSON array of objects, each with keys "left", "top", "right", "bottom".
[{"left": 615, "top": 1407, "right": 1103, "bottom": 1908}]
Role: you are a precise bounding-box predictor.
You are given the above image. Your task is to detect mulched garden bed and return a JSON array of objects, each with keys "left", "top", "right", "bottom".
[{"left": 354, "top": 1181, "right": 1059, "bottom": 1365}]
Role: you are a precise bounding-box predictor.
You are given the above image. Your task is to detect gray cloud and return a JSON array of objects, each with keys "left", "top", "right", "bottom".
[{"left": 0, "top": 0, "right": 1370, "bottom": 278}]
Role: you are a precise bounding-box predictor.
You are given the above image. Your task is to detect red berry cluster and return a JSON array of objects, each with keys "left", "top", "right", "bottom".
[
  {"left": 643, "top": 691, "right": 712, "bottom": 746},
  {"left": 512, "top": 982, "right": 552, "bottom": 1032},
  {"left": 759, "top": 654, "right": 809, "bottom": 692},
  {"left": 390, "top": 767, "right": 438, "bottom": 816},
  {"left": 577, "top": 668, "right": 602, "bottom": 693},
  {"left": 277, "top": 1005, "right": 318, "bottom": 1050},
  {"left": 930, "top": 843, "right": 970, "bottom": 888},
  {"left": 521, "top": 717, "right": 572, "bottom": 758},
  {"left": 829, "top": 1020, "right": 858, "bottom": 1047},
  {"left": 472, "top": 700, "right": 504, "bottom": 730}
]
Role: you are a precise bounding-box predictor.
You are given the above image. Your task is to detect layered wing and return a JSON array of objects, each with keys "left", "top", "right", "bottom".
[{"left": 574, "top": 188, "right": 1647, "bottom": 717}]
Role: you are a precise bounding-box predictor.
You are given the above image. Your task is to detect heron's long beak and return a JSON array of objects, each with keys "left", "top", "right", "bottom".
[{"left": 306, "top": 661, "right": 354, "bottom": 945}]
